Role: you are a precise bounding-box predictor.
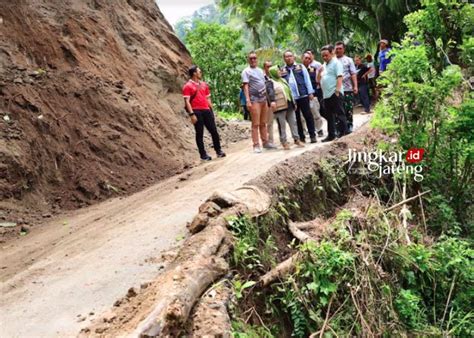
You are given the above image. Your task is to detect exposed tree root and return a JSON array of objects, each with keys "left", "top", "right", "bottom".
[
  {"left": 187, "top": 281, "right": 232, "bottom": 337},
  {"left": 188, "top": 186, "right": 271, "bottom": 234},
  {"left": 260, "top": 194, "right": 374, "bottom": 288},
  {"left": 84, "top": 186, "right": 271, "bottom": 336},
  {"left": 288, "top": 220, "right": 312, "bottom": 242},
  {"left": 259, "top": 253, "right": 301, "bottom": 287},
  {"left": 134, "top": 256, "right": 229, "bottom": 337}
]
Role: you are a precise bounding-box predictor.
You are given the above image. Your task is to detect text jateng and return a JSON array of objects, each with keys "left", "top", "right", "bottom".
[{"left": 347, "top": 149, "right": 424, "bottom": 182}]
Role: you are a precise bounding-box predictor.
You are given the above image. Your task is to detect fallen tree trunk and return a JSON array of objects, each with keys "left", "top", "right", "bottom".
[
  {"left": 83, "top": 224, "right": 232, "bottom": 336},
  {"left": 188, "top": 185, "right": 270, "bottom": 234},
  {"left": 132, "top": 224, "right": 231, "bottom": 337},
  {"left": 133, "top": 256, "right": 228, "bottom": 337}
]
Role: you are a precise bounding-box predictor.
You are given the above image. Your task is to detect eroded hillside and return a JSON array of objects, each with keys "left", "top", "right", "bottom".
[{"left": 0, "top": 0, "right": 196, "bottom": 225}]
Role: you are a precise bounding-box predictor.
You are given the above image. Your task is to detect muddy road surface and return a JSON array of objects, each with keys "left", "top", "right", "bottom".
[{"left": 0, "top": 115, "right": 371, "bottom": 336}]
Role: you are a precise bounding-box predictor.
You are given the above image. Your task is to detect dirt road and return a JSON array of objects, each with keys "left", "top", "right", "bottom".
[{"left": 0, "top": 115, "right": 371, "bottom": 337}]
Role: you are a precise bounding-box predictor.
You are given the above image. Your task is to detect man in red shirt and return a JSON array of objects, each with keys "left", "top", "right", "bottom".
[{"left": 183, "top": 65, "right": 225, "bottom": 161}]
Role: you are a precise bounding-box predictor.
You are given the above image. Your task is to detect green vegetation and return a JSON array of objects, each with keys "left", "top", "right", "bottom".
[
  {"left": 217, "top": 110, "right": 243, "bottom": 121},
  {"left": 227, "top": 215, "right": 277, "bottom": 275},
  {"left": 220, "top": 0, "right": 421, "bottom": 51},
  {"left": 372, "top": 0, "right": 473, "bottom": 233},
  {"left": 185, "top": 22, "right": 245, "bottom": 112},
  {"left": 265, "top": 209, "right": 473, "bottom": 336},
  {"left": 174, "top": 1, "right": 473, "bottom": 335},
  {"left": 229, "top": 190, "right": 473, "bottom": 336}
]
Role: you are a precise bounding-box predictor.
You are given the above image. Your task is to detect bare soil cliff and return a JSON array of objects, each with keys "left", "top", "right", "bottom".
[{"left": 0, "top": 0, "right": 197, "bottom": 228}]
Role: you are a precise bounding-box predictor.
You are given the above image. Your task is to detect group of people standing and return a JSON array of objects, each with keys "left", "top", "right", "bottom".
[{"left": 183, "top": 40, "right": 392, "bottom": 159}]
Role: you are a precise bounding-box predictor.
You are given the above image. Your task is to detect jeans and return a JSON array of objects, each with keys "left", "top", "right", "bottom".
[
  {"left": 359, "top": 83, "right": 370, "bottom": 112},
  {"left": 193, "top": 109, "right": 222, "bottom": 158},
  {"left": 295, "top": 96, "right": 316, "bottom": 141},
  {"left": 323, "top": 93, "right": 347, "bottom": 138}
]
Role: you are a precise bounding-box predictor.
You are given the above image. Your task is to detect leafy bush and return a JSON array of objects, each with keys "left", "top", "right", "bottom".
[
  {"left": 395, "top": 289, "right": 428, "bottom": 330},
  {"left": 266, "top": 222, "right": 359, "bottom": 337},
  {"left": 404, "top": 0, "right": 474, "bottom": 69},
  {"left": 227, "top": 216, "right": 277, "bottom": 275},
  {"left": 390, "top": 238, "right": 474, "bottom": 335},
  {"left": 264, "top": 206, "right": 474, "bottom": 336},
  {"left": 372, "top": 39, "right": 472, "bottom": 233}
]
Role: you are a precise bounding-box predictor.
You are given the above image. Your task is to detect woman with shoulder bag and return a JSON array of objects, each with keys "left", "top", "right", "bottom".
[{"left": 268, "top": 65, "right": 305, "bottom": 150}]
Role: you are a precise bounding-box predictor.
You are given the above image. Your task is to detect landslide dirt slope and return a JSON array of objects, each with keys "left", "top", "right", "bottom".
[{"left": 0, "top": 0, "right": 196, "bottom": 226}]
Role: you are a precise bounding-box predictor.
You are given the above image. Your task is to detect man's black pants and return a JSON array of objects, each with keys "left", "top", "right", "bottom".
[
  {"left": 295, "top": 96, "right": 316, "bottom": 141},
  {"left": 193, "top": 109, "right": 221, "bottom": 158},
  {"left": 315, "top": 88, "right": 326, "bottom": 119},
  {"left": 323, "top": 93, "right": 348, "bottom": 138}
]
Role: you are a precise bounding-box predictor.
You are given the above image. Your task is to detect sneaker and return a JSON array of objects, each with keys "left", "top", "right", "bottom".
[
  {"left": 216, "top": 151, "right": 226, "bottom": 158},
  {"left": 317, "top": 130, "right": 324, "bottom": 137},
  {"left": 310, "top": 137, "right": 317, "bottom": 143},
  {"left": 322, "top": 136, "right": 335, "bottom": 143},
  {"left": 253, "top": 146, "right": 262, "bottom": 153},
  {"left": 294, "top": 140, "right": 305, "bottom": 148},
  {"left": 282, "top": 143, "right": 291, "bottom": 150},
  {"left": 263, "top": 142, "right": 277, "bottom": 149},
  {"left": 201, "top": 155, "right": 212, "bottom": 161}
]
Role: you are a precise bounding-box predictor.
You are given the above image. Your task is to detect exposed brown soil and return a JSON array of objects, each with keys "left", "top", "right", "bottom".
[
  {"left": 2, "top": 113, "right": 363, "bottom": 337},
  {"left": 79, "top": 120, "right": 375, "bottom": 336},
  {"left": 0, "top": 0, "right": 248, "bottom": 239},
  {"left": 248, "top": 126, "right": 385, "bottom": 197}
]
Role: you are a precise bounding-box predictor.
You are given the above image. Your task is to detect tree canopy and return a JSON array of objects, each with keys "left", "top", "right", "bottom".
[
  {"left": 219, "top": 0, "right": 421, "bottom": 51},
  {"left": 185, "top": 22, "right": 245, "bottom": 111}
]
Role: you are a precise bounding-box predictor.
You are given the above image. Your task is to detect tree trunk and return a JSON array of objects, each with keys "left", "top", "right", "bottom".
[
  {"left": 319, "top": 0, "right": 329, "bottom": 45},
  {"left": 132, "top": 225, "right": 231, "bottom": 337},
  {"left": 134, "top": 257, "right": 228, "bottom": 337}
]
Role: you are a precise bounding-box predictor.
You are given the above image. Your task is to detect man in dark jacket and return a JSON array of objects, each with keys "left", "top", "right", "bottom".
[{"left": 281, "top": 50, "right": 317, "bottom": 143}]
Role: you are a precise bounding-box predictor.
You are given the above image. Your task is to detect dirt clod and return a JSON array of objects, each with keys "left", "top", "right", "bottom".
[
  {"left": 187, "top": 213, "right": 209, "bottom": 234},
  {"left": 126, "top": 287, "right": 137, "bottom": 298},
  {"left": 198, "top": 201, "right": 222, "bottom": 217}
]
